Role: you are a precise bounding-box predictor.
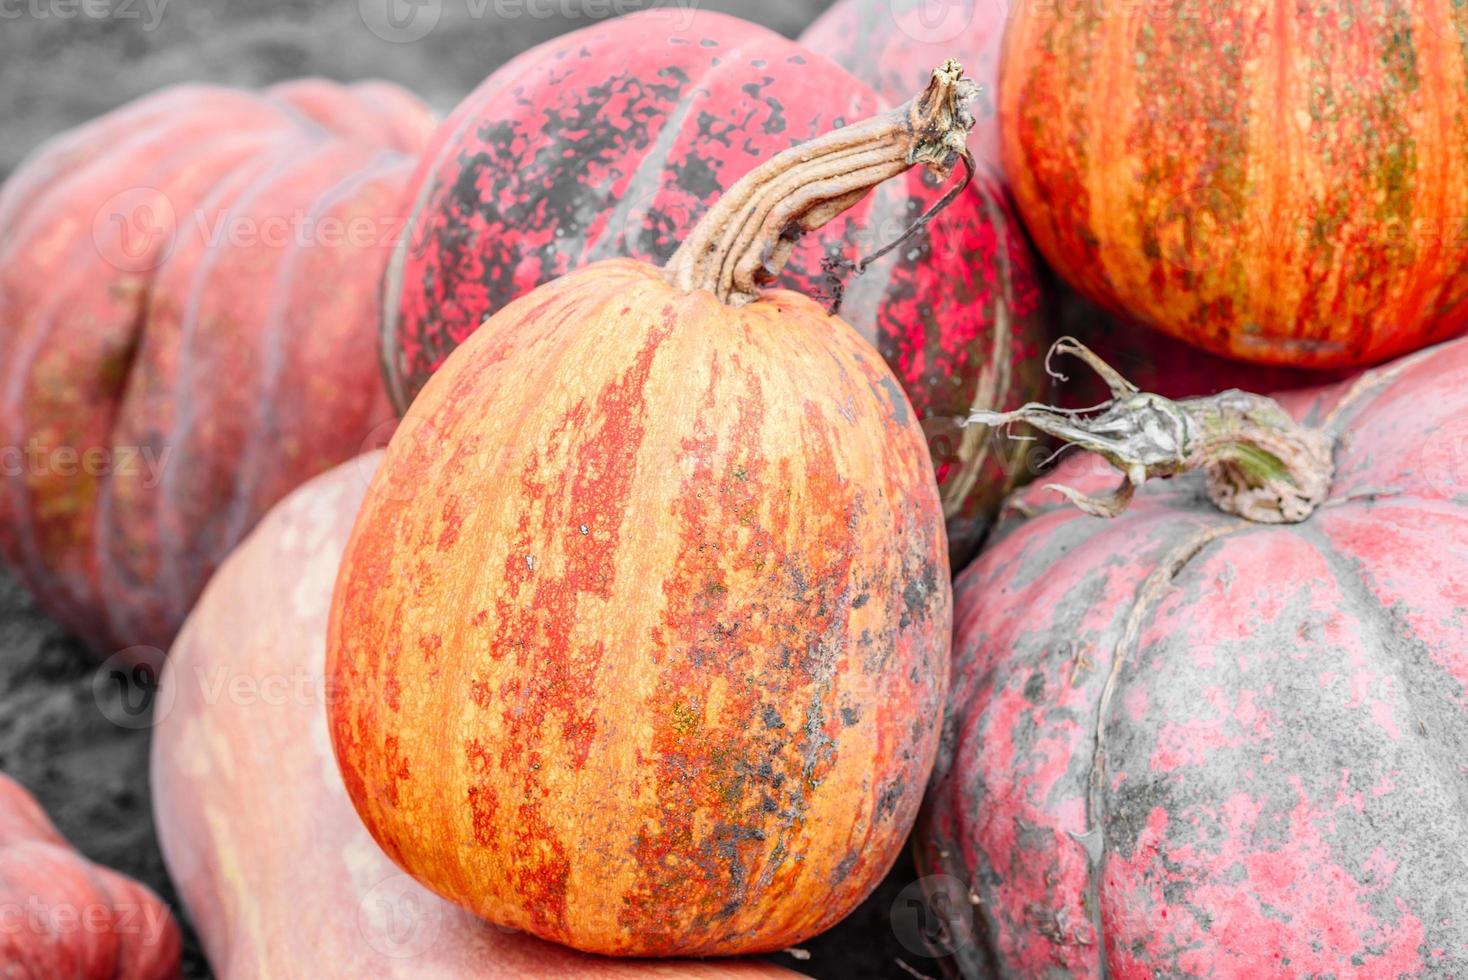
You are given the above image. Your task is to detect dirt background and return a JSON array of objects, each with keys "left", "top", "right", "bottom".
[{"left": 0, "top": 2, "right": 949, "bottom": 978}]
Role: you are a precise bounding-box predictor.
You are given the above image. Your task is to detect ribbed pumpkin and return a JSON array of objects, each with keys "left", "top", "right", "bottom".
[
  {"left": 0, "top": 773, "right": 180, "bottom": 979},
  {"left": 0, "top": 79, "right": 431, "bottom": 654},
  {"left": 383, "top": 9, "right": 1045, "bottom": 564},
  {"left": 333, "top": 69, "right": 968, "bottom": 957},
  {"left": 1002, "top": 0, "right": 1468, "bottom": 368},
  {"left": 919, "top": 336, "right": 1468, "bottom": 975},
  {"left": 154, "top": 452, "right": 799, "bottom": 980}
]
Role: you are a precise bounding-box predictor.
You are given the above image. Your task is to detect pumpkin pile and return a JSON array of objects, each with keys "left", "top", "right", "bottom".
[{"left": 0, "top": 2, "right": 1466, "bottom": 977}]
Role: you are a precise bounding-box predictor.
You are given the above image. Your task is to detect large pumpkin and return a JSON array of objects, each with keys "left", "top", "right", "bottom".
[
  {"left": 1002, "top": 0, "right": 1468, "bottom": 369},
  {"left": 0, "top": 772, "right": 180, "bottom": 979},
  {"left": 382, "top": 9, "right": 1046, "bottom": 564},
  {"left": 0, "top": 79, "right": 432, "bottom": 654},
  {"left": 919, "top": 336, "right": 1468, "bottom": 974},
  {"left": 333, "top": 71, "right": 966, "bottom": 958},
  {"left": 153, "top": 452, "right": 798, "bottom": 980}
]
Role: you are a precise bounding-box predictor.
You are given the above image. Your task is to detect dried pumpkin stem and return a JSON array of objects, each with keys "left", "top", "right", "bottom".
[
  {"left": 969, "top": 338, "right": 1337, "bottom": 523},
  {"left": 664, "top": 60, "right": 979, "bottom": 306}
]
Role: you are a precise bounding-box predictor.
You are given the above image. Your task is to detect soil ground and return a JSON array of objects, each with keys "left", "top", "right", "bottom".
[{"left": 0, "top": 2, "right": 952, "bottom": 977}]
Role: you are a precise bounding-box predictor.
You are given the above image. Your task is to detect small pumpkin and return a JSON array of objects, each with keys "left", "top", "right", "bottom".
[
  {"left": 333, "top": 69, "right": 967, "bottom": 957},
  {"left": 0, "top": 772, "right": 180, "bottom": 979},
  {"left": 0, "top": 80, "right": 432, "bottom": 654},
  {"left": 152, "top": 452, "right": 798, "bottom": 980},
  {"left": 919, "top": 336, "right": 1468, "bottom": 974},
  {"left": 383, "top": 9, "right": 1046, "bottom": 564},
  {"left": 1002, "top": 0, "right": 1468, "bottom": 368}
]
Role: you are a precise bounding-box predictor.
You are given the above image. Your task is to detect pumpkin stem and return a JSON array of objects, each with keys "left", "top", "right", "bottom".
[
  {"left": 664, "top": 60, "right": 979, "bottom": 306},
  {"left": 968, "top": 338, "right": 1336, "bottom": 523}
]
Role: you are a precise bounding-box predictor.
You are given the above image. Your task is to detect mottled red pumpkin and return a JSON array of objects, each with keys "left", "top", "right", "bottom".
[
  {"left": 0, "top": 80, "right": 432, "bottom": 654},
  {"left": 0, "top": 773, "right": 180, "bottom": 979},
  {"left": 919, "top": 336, "right": 1468, "bottom": 975},
  {"left": 383, "top": 8, "right": 1046, "bottom": 563},
  {"left": 333, "top": 73, "right": 969, "bottom": 957},
  {"left": 1003, "top": 0, "right": 1468, "bottom": 368},
  {"left": 154, "top": 452, "right": 799, "bottom": 980}
]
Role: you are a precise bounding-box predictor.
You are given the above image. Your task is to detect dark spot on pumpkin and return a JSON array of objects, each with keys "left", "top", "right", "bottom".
[
  {"left": 852, "top": 591, "right": 870, "bottom": 609},
  {"left": 876, "top": 778, "right": 904, "bottom": 821},
  {"left": 1023, "top": 670, "right": 1046, "bottom": 703},
  {"left": 840, "top": 706, "right": 862, "bottom": 727},
  {"left": 761, "top": 705, "right": 785, "bottom": 729},
  {"left": 875, "top": 374, "right": 911, "bottom": 426}
]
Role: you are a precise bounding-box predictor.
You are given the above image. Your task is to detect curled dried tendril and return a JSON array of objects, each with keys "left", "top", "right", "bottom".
[{"left": 966, "top": 338, "right": 1336, "bottom": 523}]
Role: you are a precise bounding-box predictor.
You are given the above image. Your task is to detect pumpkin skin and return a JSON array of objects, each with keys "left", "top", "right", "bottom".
[
  {"left": 383, "top": 9, "right": 1046, "bottom": 564},
  {"left": 332, "top": 259, "right": 951, "bottom": 957},
  {"left": 0, "top": 773, "right": 180, "bottom": 979},
  {"left": 918, "top": 335, "right": 1468, "bottom": 975},
  {"left": 152, "top": 453, "right": 800, "bottom": 980},
  {"left": 0, "top": 80, "right": 431, "bottom": 654},
  {"left": 1002, "top": 0, "right": 1468, "bottom": 369}
]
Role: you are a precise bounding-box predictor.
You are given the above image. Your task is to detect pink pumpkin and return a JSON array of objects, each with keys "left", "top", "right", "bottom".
[{"left": 920, "top": 336, "right": 1468, "bottom": 975}]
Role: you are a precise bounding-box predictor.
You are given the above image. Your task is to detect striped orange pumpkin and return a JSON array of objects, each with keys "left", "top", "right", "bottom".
[
  {"left": 1002, "top": 0, "right": 1468, "bottom": 368},
  {"left": 328, "top": 69, "right": 971, "bottom": 957}
]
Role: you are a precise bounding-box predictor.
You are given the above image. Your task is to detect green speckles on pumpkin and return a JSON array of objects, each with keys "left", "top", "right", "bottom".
[{"left": 670, "top": 701, "right": 700, "bottom": 735}]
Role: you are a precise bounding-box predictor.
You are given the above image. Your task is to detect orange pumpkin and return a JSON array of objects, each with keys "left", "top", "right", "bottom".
[
  {"left": 327, "top": 69, "right": 971, "bottom": 956},
  {"left": 153, "top": 453, "right": 797, "bottom": 979},
  {"left": 1001, "top": 0, "right": 1468, "bottom": 368},
  {"left": 0, "top": 773, "right": 180, "bottom": 979}
]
